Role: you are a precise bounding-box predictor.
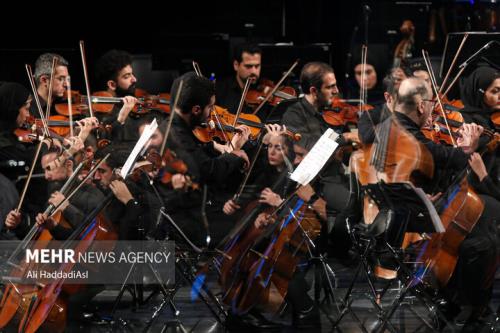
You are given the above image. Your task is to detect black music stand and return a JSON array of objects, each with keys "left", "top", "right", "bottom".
[{"left": 333, "top": 180, "right": 452, "bottom": 332}]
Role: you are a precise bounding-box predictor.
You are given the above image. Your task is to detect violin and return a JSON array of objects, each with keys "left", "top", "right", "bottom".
[
  {"left": 193, "top": 106, "right": 301, "bottom": 143},
  {"left": 15, "top": 118, "right": 69, "bottom": 143},
  {"left": 55, "top": 90, "right": 171, "bottom": 117},
  {"left": 15, "top": 116, "right": 112, "bottom": 142},
  {"left": 490, "top": 108, "right": 500, "bottom": 129},
  {"left": 322, "top": 98, "right": 374, "bottom": 127},
  {"left": 245, "top": 79, "right": 296, "bottom": 109},
  {"left": 144, "top": 148, "right": 200, "bottom": 190}
]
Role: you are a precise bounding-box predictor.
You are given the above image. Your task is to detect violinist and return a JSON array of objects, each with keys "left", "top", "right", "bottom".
[
  {"left": 460, "top": 66, "right": 500, "bottom": 197},
  {"left": 161, "top": 72, "right": 250, "bottom": 247},
  {"left": 30, "top": 53, "right": 69, "bottom": 117},
  {"left": 216, "top": 43, "right": 263, "bottom": 114},
  {"left": 92, "top": 144, "right": 148, "bottom": 240},
  {"left": 5, "top": 145, "right": 104, "bottom": 240},
  {"left": 0, "top": 82, "right": 35, "bottom": 167},
  {"left": 282, "top": 62, "right": 352, "bottom": 231},
  {"left": 94, "top": 49, "right": 142, "bottom": 142},
  {"left": 369, "top": 77, "right": 496, "bottom": 330}
]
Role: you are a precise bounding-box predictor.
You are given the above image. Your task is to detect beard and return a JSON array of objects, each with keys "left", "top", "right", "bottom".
[
  {"left": 317, "top": 92, "right": 332, "bottom": 110},
  {"left": 115, "top": 83, "right": 137, "bottom": 97},
  {"left": 93, "top": 179, "right": 109, "bottom": 194}
]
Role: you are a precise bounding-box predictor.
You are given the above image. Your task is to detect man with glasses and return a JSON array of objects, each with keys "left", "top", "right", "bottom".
[
  {"left": 366, "top": 76, "right": 496, "bottom": 331},
  {"left": 30, "top": 53, "right": 70, "bottom": 117}
]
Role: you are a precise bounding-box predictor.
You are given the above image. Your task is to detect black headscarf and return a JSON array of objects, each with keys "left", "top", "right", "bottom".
[
  {"left": 0, "top": 82, "right": 30, "bottom": 124},
  {"left": 460, "top": 66, "right": 500, "bottom": 114}
]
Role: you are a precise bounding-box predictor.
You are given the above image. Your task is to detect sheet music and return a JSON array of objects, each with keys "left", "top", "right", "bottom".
[
  {"left": 120, "top": 118, "right": 158, "bottom": 179},
  {"left": 291, "top": 129, "right": 339, "bottom": 186}
]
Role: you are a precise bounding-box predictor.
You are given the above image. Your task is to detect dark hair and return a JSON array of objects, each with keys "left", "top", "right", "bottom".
[
  {"left": 94, "top": 143, "right": 133, "bottom": 169},
  {"left": 171, "top": 72, "right": 215, "bottom": 114},
  {"left": 94, "top": 50, "right": 133, "bottom": 91},
  {"left": 382, "top": 74, "right": 397, "bottom": 96},
  {"left": 233, "top": 43, "right": 262, "bottom": 63},
  {"left": 42, "top": 146, "right": 62, "bottom": 158},
  {"left": 295, "top": 133, "right": 320, "bottom": 152},
  {"left": 300, "top": 62, "right": 334, "bottom": 94},
  {"left": 0, "top": 82, "right": 30, "bottom": 123}
]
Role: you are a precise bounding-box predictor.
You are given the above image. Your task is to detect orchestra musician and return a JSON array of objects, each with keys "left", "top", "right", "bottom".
[
  {"left": 30, "top": 53, "right": 69, "bottom": 117},
  {"left": 216, "top": 43, "right": 263, "bottom": 115}
]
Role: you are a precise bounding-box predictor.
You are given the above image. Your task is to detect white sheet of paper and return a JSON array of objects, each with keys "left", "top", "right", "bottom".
[
  {"left": 120, "top": 118, "right": 158, "bottom": 179},
  {"left": 290, "top": 129, "right": 339, "bottom": 186}
]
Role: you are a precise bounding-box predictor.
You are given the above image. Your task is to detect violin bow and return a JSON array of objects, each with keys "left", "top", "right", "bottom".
[
  {"left": 360, "top": 44, "right": 368, "bottom": 110},
  {"left": 232, "top": 138, "right": 264, "bottom": 203},
  {"left": 45, "top": 57, "right": 57, "bottom": 120},
  {"left": 25, "top": 64, "right": 50, "bottom": 137},
  {"left": 79, "top": 40, "right": 95, "bottom": 118},
  {"left": 160, "top": 80, "right": 183, "bottom": 156},
  {"left": 49, "top": 154, "right": 110, "bottom": 218},
  {"left": 422, "top": 49, "right": 457, "bottom": 147},
  {"left": 232, "top": 77, "right": 252, "bottom": 128},
  {"left": 66, "top": 77, "right": 74, "bottom": 137},
  {"left": 439, "top": 33, "right": 469, "bottom": 97},
  {"left": 252, "top": 59, "right": 299, "bottom": 115},
  {"left": 210, "top": 109, "right": 234, "bottom": 150},
  {"left": 16, "top": 139, "right": 44, "bottom": 212},
  {"left": 192, "top": 61, "right": 203, "bottom": 77}
]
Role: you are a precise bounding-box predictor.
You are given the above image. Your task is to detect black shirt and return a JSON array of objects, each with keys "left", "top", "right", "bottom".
[
  {"left": 281, "top": 98, "right": 330, "bottom": 137},
  {"left": 168, "top": 116, "right": 246, "bottom": 186}
]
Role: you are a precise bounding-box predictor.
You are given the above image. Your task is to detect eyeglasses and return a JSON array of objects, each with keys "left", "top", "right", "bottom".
[{"left": 422, "top": 99, "right": 437, "bottom": 108}]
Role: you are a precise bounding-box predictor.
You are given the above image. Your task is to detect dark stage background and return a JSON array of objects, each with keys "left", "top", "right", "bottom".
[{"left": 1, "top": 0, "right": 498, "bottom": 95}]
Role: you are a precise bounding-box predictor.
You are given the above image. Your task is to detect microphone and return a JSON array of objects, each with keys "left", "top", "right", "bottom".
[{"left": 459, "top": 40, "right": 499, "bottom": 69}]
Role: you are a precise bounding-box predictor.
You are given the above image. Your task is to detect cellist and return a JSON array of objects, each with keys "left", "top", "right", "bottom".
[{"left": 356, "top": 77, "right": 497, "bottom": 331}]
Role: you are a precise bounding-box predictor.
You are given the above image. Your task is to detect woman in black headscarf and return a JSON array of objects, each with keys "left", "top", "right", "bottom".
[
  {"left": 460, "top": 65, "right": 500, "bottom": 127},
  {"left": 450, "top": 65, "right": 500, "bottom": 330},
  {"left": 459, "top": 66, "right": 500, "bottom": 194},
  {"left": 344, "top": 50, "right": 387, "bottom": 106},
  {"left": 0, "top": 82, "right": 34, "bottom": 170}
]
